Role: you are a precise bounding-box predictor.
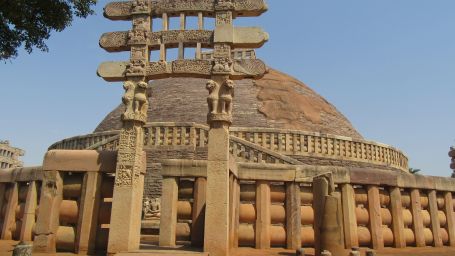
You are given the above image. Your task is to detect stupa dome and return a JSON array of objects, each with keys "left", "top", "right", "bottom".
[{"left": 95, "top": 68, "right": 363, "bottom": 139}]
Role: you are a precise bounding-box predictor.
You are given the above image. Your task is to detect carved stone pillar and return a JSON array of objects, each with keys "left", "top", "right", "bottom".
[
  {"left": 204, "top": 2, "right": 235, "bottom": 256},
  {"left": 107, "top": 1, "right": 150, "bottom": 253}
]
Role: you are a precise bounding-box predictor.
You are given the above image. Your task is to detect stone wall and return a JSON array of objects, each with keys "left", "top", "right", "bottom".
[{"left": 143, "top": 146, "right": 208, "bottom": 199}]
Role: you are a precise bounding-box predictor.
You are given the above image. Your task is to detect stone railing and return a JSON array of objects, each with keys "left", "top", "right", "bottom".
[
  {"left": 48, "top": 123, "right": 408, "bottom": 171},
  {"left": 0, "top": 151, "right": 120, "bottom": 254},
  {"left": 156, "top": 159, "right": 455, "bottom": 251},
  {"left": 0, "top": 167, "right": 42, "bottom": 242},
  {"left": 144, "top": 122, "right": 209, "bottom": 148},
  {"left": 49, "top": 131, "right": 120, "bottom": 151},
  {"left": 230, "top": 136, "right": 302, "bottom": 165},
  {"left": 230, "top": 127, "right": 408, "bottom": 172}
]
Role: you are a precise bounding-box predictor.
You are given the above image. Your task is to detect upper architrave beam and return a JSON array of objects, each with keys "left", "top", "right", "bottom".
[
  {"left": 100, "top": 28, "right": 268, "bottom": 52},
  {"left": 98, "top": 59, "right": 267, "bottom": 81},
  {"left": 104, "top": 0, "right": 268, "bottom": 20}
]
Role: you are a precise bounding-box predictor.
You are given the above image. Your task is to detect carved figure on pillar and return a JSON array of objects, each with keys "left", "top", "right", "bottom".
[
  {"left": 122, "top": 80, "right": 149, "bottom": 123},
  {"left": 132, "top": 0, "right": 149, "bottom": 13},
  {"left": 128, "top": 30, "right": 148, "bottom": 45},
  {"left": 206, "top": 79, "right": 235, "bottom": 124},
  {"left": 220, "top": 80, "right": 234, "bottom": 115},
  {"left": 206, "top": 80, "right": 220, "bottom": 115},
  {"left": 213, "top": 58, "right": 232, "bottom": 74},
  {"left": 216, "top": 0, "right": 234, "bottom": 10},
  {"left": 126, "top": 59, "right": 146, "bottom": 76}
]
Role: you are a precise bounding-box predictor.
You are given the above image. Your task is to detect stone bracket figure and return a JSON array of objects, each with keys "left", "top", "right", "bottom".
[
  {"left": 206, "top": 79, "right": 235, "bottom": 124},
  {"left": 122, "top": 80, "right": 149, "bottom": 123}
]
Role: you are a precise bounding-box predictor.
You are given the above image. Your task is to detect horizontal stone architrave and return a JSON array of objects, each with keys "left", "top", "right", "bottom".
[
  {"left": 100, "top": 28, "right": 268, "bottom": 52},
  {"left": 104, "top": 0, "right": 268, "bottom": 20},
  {"left": 97, "top": 59, "right": 267, "bottom": 82},
  {"left": 43, "top": 150, "right": 118, "bottom": 173},
  {"left": 159, "top": 160, "right": 455, "bottom": 192},
  {"left": 160, "top": 159, "right": 207, "bottom": 178},
  {"left": 0, "top": 166, "right": 43, "bottom": 183},
  {"left": 100, "top": 30, "right": 214, "bottom": 52}
]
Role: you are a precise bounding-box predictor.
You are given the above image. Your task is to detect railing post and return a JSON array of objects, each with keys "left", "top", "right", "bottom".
[
  {"left": 20, "top": 181, "right": 38, "bottom": 241},
  {"left": 367, "top": 185, "right": 384, "bottom": 250},
  {"left": 1, "top": 182, "right": 18, "bottom": 240},
  {"left": 410, "top": 189, "right": 425, "bottom": 247},
  {"left": 228, "top": 175, "right": 237, "bottom": 248},
  {"left": 255, "top": 181, "right": 271, "bottom": 249},
  {"left": 33, "top": 171, "right": 63, "bottom": 253},
  {"left": 341, "top": 183, "right": 358, "bottom": 248},
  {"left": 444, "top": 191, "right": 455, "bottom": 246},
  {"left": 286, "top": 182, "right": 301, "bottom": 250},
  {"left": 428, "top": 190, "right": 443, "bottom": 247},
  {"left": 313, "top": 176, "right": 329, "bottom": 256},
  {"left": 75, "top": 172, "right": 102, "bottom": 254},
  {"left": 192, "top": 177, "right": 207, "bottom": 247},
  {"left": 389, "top": 187, "right": 405, "bottom": 248},
  {"left": 233, "top": 179, "right": 240, "bottom": 248},
  {"left": 159, "top": 177, "right": 179, "bottom": 246},
  {"left": 204, "top": 124, "right": 231, "bottom": 256}
]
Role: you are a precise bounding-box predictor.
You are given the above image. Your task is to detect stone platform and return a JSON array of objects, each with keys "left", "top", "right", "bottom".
[{"left": 2, "top": 240, "right": 455, "bottom": 256}]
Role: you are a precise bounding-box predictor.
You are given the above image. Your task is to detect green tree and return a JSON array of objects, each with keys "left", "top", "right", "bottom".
[{"left": 0, "top": 0, "right": 97, "bottom": 60}]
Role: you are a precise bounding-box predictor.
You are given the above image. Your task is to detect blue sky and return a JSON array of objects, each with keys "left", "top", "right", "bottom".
[{"left": 1, "top": 0, "right": 454, "bottom": 176}]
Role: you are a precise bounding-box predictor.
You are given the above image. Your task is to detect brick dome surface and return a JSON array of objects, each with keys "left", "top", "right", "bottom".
[{"left": 95, "top": 68, "right": 363, "bottom": 139}]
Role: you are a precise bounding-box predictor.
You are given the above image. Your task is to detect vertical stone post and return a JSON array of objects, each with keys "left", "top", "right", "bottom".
[
  {"left": 204, "top": 121, "right": 231, "bottom": 256},
  {"left": 229, "top": 176, "right": 240, "bottom": 248},
  {"left": 367, "top": 185, "right": 384, "bottom": 250},
  {"left": 321, "top": 193, "right": 347, "bottom": 256},
  {"left": 255, "top": 181, "right": 271, "bottom": 249},
  {"left": 20, "top": 181, "right": 38, "bottom": 241},
  {"left": 1, "top": 182, "right": 18, "bottom": 240},
  {"left": 192, "top": 177, "right": 207, "bottom": 247},
  {"left": 76, "top": 172, "right": 102, "bottom": 254},
  {"left": 341, "top": 183, "right": 358, "bottom": 249},
  {"left": 33, "top": 171, "right": 63, "bottom": 253},
  {"left": 428, "top": 190, "right": 443, "bottom": 247},
  {"left": 159, "top": 177, "right": 179, "bottom": 247},
  {"left": 232, "top": 178, "right": 240, "bottom": 248},
  {"left": 313, "top": 176, "right": 329, "bottom": 256},
  {"left": 286, "top": 182, "right": 301, "bottom": 250},
  {"left": 389, "top": 187, "right": 405, "bottom": 248},
  {"left": 444, "top": 192, "right": 455, "bottom": 246},
  {"left": 204, "top": 2, "right": 236, "bottom": 256},
  {"left": 410, "top": 189, "right": 425, "bottom": 247},
  {"left": 107, "top": 2, "right": 150, "bottom": 254}
]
